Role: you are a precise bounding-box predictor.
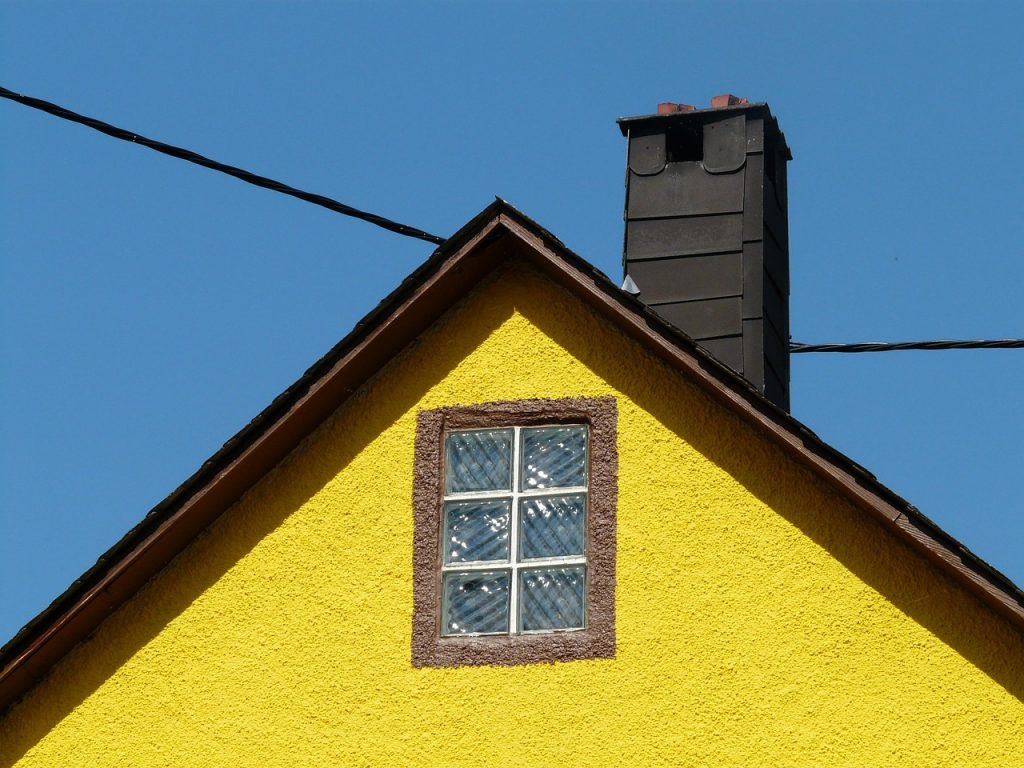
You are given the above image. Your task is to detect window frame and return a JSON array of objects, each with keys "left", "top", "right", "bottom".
[
  {"left": 441, "top": 424, "right": 590, "bottom": 636},
  {"left": 412, "top": 397, "right": 617, "bottom": 667}
]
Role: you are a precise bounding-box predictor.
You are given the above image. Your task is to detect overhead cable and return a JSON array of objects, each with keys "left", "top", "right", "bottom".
[
  {"left": 0, "top": 86, "right": 447, "bottom": 246},
  {"left": 790, "top": 339, "right": 1024, "bottom": 353}
]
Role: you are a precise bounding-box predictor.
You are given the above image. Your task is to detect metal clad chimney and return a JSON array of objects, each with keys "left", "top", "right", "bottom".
[{"left": 618, "top": 97, "right": 792, "bottom": 410}]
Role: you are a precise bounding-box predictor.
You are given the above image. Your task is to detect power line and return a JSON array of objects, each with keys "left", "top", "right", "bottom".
[
  {"left": 4, "top": 87, "right": 1022, "bottom": 354},
  {"left": 0, "top": 86, "right": 447, "bottom": 246},
  {"left": 790, "top": 339, "right": 1024, "bottom": 353}
]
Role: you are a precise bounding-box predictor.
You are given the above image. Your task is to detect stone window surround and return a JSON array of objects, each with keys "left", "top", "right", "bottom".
[{"left": 412, "top": 396, "right": 617, "bottom": 668}]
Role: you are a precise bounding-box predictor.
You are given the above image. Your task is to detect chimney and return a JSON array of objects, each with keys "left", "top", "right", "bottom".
[{"left": 618, "top": 96, "right": 792, "bottom": 410}]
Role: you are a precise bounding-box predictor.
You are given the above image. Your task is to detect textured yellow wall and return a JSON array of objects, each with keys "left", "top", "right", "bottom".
[{"left": 3, "top": 260, "right": 1023, "bottom": 767}]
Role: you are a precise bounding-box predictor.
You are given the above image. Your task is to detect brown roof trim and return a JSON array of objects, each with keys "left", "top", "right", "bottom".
[
  {"left": 0, "top": 200, "right": 512, "bottom": 713},
  {"left": 2, "top": 198, "right": 1022, "bottom": 713},
  {"left": 494, "top": 210, "right": 1024, "bottom": 628}
]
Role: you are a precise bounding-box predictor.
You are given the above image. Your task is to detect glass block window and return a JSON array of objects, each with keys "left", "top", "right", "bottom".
[
  {"left": 441, "top": 425, "right": 589, "bottom": 636},
  {"left": 412, "top": 397, "right": 616, "bottom": 668}
]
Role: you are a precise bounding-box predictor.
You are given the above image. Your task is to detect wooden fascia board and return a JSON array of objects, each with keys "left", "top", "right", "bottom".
[
  {"left": 499, "top": 213, "right": 1024, "bottom": 632},
  {"left": 2, "top": 207, "right": 1022, "bottom": 713},
  {"left": 0, "top": 215, "right": 510, "bottom": 713}
]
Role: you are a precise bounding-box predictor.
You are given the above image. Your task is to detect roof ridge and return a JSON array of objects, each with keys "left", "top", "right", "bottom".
[{"left": 2, "top": 201, "right": 1021, "bottom": 713}]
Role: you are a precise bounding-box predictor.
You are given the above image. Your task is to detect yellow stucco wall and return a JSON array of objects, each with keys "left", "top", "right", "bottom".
[{"left": 2, "top": 259, "right": 1022, "bottom": 767}]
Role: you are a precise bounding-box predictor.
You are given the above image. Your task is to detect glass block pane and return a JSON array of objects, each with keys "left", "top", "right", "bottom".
[
  {"left": 519, "top": 567, "right": 585, "bottom": 632},
  {"left": 445, "top": 430, "right": 513, "bottom": 493},
  {"left": 443, "top": 500, "right": 511, "bottom": 564},
  {"left": 519, "top": 495, "right": 586, "bottom": 560},
  {"left": 442, "top": 571, "right": 510, "bottom": 635},
  {"left": 520, "top": 426, "right": 587, "bottom": 490}
]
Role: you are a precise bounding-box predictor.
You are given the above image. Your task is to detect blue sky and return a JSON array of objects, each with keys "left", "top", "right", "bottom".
[{"left": 1, "top": 1, "right": 1022, "bottom": 645}]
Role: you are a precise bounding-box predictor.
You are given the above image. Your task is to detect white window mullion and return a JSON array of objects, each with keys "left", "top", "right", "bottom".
[
  {"left": 519, "top": 555, "right": 587, "bottom": 568},
  {"left": 447, "top": 560, "right": 509, "bottom": 571},
  {"left": 439, "top": 422, "right": 590, "bottom": 639},
  {"left": 445, "top": 486, "right": 586, "bottom": 504},
  {"left": 452, "top": 555, "right": 585, "bottom": 571},
  {"left": 508, "top": 426, "right": 522, "bottom": 634}
]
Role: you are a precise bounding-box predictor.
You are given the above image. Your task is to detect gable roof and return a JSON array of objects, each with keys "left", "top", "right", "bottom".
[{"left": 2, "top": 199, "right": 1022, "bottom": 712}]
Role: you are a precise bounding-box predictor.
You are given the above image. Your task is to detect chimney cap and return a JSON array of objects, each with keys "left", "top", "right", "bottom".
[
  {"left": 710, "top": 94, "right": 749, "bottom": 108},
  {"left": 657, "top": 102, "right": 695, "bottom": 114},
  {"left": 615, "top": 101, "right": 791, "bottom": 160},
  {"left": 617, "top": 102, "right": 770, "bottom": 133}
]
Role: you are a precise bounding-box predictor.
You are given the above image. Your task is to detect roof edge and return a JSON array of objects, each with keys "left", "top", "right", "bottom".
[
  {"left": 0, "top": 200, "right": 517, "bottom": 711},
  {"left": 2, "top": 199, "right": 1022, "bottom": 714},
  {"left": 494, "top": 210, "right": 1024, "bottom": 625}
]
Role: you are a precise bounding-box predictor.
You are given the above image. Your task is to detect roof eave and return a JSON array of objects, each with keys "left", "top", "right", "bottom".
[
  {"left": 1, "top": 199, "right": 1021, "bottom": 714},
  {"left": 0, "top": 201, "right": 516, "bottom": 712}
]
